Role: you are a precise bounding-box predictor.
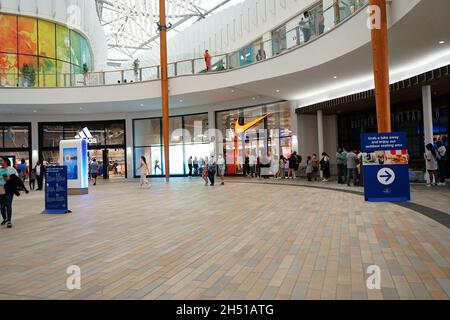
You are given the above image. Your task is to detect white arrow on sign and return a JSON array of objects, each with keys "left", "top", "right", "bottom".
[{"left": 377, "top": 168, "right": 396, "bottom": 185}]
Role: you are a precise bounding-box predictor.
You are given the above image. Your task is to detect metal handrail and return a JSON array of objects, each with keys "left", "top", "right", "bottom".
[{"left": 0, "top": 0, "right": 369, "bottom": 88}]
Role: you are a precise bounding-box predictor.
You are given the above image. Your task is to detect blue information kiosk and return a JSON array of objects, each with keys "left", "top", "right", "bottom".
[
  {"left": 42, "top": 166, "right": 71, "bottom": 214},
  {"left": 361, "top": 132, "right": 411, "bottom": 202}
]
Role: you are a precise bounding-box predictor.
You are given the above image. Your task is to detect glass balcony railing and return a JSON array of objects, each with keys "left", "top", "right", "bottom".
[{"left": 0, "top": 0, "right": 369, "bottom": 88}]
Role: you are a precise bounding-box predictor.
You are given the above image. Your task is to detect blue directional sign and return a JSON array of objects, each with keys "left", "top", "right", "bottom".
[
  {"left": 361, "top": 132, "right": 410, "bottom": 202},
  {"left": 42, "top": 166, "right": 70, "bottom": 214}
]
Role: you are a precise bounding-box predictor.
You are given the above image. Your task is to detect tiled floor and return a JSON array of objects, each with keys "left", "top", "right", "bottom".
[{"left": 0, "top": 178, "right": 449, "bottom": 300}]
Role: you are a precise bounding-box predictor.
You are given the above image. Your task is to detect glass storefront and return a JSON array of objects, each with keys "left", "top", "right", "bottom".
[
  {"left": 39, "top": 120, "right": 126, "bottom": 178},
  {"left": 216, "top": 102, "right": 292, "bottom": 175},
  {"left": 133, "top": 113, "right": 210, "bottom": 177},
  {"left": 0, "top": 123, "right": 31, "bottom": 167},
  {"left": 0, "top": 123, "right": 31, "bottom": 168}
]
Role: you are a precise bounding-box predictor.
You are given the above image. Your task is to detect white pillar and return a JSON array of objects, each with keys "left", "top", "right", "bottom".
[
  {"left": 208, "top": 110, "right": 217, "bottom": 157},
  {"left": 31, "top": 121, "right": 39, "bottom": 167},
  {"left": 290, "top": 101, "right": 299, "bottom": 153},
  {"left": 317, "top": 110, "right": 324, "bottom": 156},
  {"left": 125, "top": 117, "right": 134, "bottom": 179},
  {"left": 422, "top": 85, "right": 433, "bottom": 145}
]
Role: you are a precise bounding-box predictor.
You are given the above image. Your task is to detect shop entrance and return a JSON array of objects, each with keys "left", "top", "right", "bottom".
[{"left": 89, "top": 148, "right": 126, "bottom": 180}]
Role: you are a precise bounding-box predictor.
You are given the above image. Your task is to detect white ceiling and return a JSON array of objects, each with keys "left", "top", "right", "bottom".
[
  {"left": 1, "top": 0, "right": 449, "bottom": 116},
  {"left": 96, "top": 0, "right": 246, "bottom": 63}
]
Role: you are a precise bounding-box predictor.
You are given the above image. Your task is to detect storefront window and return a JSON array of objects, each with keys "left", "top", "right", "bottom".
[
  {"left": 42, "top": 125, "right": 63, "bottom": 148},
  {"left": 216, "top": 102, "right": 292, "bottom": 175},
  {"left": 0, "top": 123, "right": 31, "bottom": 168},
  {"left": 133, "top": 113, "right": 210, "bottom": 177},
  {"left": 39, "top": 120, "right": 126, "bottom": 176},
  {"left": 3, "top": 125, "right": 29, "bottom": 148}
]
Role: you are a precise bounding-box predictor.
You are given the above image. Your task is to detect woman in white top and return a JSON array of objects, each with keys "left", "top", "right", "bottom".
[
  {"left": 424, "top": 143, "right": 439, "bottom": 186},
  {"left": 138, "top": 156, "right": 150, "bottom": 188}
]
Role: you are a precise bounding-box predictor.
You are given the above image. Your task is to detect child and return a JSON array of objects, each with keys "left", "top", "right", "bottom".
[
  {"left": 29, "top": 169, "right": 36, "bottom": 191},
  {"left": 306, "top": 156, "right": 313, "bottom": 181}
]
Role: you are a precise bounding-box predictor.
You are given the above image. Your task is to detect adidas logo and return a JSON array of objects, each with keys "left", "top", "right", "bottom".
[{"left": 75, "top": 127, "right": 97, "bottom": 144}]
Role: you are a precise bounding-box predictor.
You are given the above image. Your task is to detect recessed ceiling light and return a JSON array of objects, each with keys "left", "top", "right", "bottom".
[
  {"left": 179, "top": 99, "right": 183, "bottom": 103},
  {"left": 439, "top": 41, "right": 445, "bottom": 44},
  {"left": 33, "top": 110, "right": 37, "bottom": 113},
  {"left": 252, "top": 97, "right": 256, "bottom": 100},
  {"left": 231, "top": 89, "right": 235, "bottom": 93},
  {"left": 140, "top": 103, "right": 144, "bottom": 107},
  {"left": 333, "top": 76, "right": 338, "bottom": 79},
  {"left": 276, "top": 89, "right": 280, "bottom": 93}
]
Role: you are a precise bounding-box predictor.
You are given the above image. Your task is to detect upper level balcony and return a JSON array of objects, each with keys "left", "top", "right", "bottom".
[{"left": 1, "top": 0, "right": 449, "bottom": 113}]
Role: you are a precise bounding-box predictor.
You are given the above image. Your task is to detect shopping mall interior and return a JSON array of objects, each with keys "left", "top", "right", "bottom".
[{"left": 0, "top": 0, "right": 449, "bottom": 302}]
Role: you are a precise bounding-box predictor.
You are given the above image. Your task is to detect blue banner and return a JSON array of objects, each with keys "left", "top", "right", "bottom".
[
  {"left": 361, "top": 132, "right": 406, "bottom": 152},
  {"left": 361, "top": 132, "right": 410, "bottom": 202},
  {"left": 43, "top": 166, "right": 69, "bottom": 214}
]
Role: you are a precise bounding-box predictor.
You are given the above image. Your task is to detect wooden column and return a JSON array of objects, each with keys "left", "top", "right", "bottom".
[
  {"left": 159, "top": 0, "right": 170, "bottom": 181},
  {"left": 369, "top": 0, "right": 391, "bottom": 133}
]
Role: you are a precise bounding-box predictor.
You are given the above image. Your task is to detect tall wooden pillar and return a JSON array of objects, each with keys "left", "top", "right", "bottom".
[
  {"left": 159, "top": 0, "right": 170, "bottom": 181},
  {"left": 369, "top": 0, "right": 391, "bottom": 133}
]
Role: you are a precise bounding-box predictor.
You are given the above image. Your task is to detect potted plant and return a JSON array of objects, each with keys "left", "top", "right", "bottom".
[
  {"left": 21, "top": 64, "right": 36, "bottom": 87},
  {"left": 133, "top": 59, "right": 140, "bottom": 81},
  {"left": 82, "top": 63, "right": 89, "bottom": 85}
]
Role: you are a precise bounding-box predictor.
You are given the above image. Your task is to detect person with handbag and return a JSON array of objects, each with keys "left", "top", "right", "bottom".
[
  {"left": 436, "top": 140, "right": 447, "bottom": 186},
  {"left": 0, "top": 156, "right": 20, "bottom": 228},
  {"left": 208, "top": 156, "right": 217, "bottom": 186},
  {"left": 138, "top": 156, "right": 150, "bottom": 188}
]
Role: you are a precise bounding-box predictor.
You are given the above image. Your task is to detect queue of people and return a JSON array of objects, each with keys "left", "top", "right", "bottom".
[{"left": 424, "top": 142, "right": 447, "bottom": 187}]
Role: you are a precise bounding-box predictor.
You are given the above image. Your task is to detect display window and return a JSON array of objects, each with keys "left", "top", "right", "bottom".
[
  {"left": 216, "top": 102, "right": 292, "bottom": 175},
  {"left": 133, "top": 113, "right": 210, "bottom": 177}
]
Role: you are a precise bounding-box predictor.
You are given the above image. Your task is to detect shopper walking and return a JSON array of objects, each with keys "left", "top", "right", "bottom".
[
  {"left": 90, "top": 158, "right": 99, "bottom": 186},
  {"left": 217, "top": 155, "right": 226, "bottom": 186},
  {"left": 29, "top": 169, "right": 36, "bottom": 191},
  {"left": 204, "top": 50, "right": 211, "bottom": 71},
  {"left": 424, "top": 143, "right": 439, "bottom": 187},
  {"left": 436, "top": 140, "right": 447, "bottom": 186},
  {"left": 278, "top": 155, "right": 286, "bottom": 179},
  {"left": 288, "top": 152, "right": 296, "bottom": 179},
  {"left": 346, "top": 149, "right": 358, "bottom": 186},
  {"left": 0, "top": 157, "right": 19, "bottom": 228},
  {"left": 312, "top": 154, "right": 320, "bottom": 181},
  {"left": 295, "top": 152, "right": 303, "bottom": 178},
  {"left": 193, "top": 157, "right": 199, "bottom": 176},
  {"left": 299, "top": 11, "right": 311, "bottom": 42},
  {"left": 249, "top": 153, "right": 257, "bottom": 178},
  {"left": 17, "top": 159, "right": 29, "bottom": 193},
  {"left": 208, "top": 156, "right": 217, "bottom": 186},
  {"left": 138, "top": 156, "right": 150, "bottom": 188},
  {"left": 336, "top": 148, "right": 346, "bottom": 184},
  {"left": 35, "top": 161, "right": 45, "bottom": 191},
  {"left": 320, "top": 152, "right": 331, "bottom": 182},
  {"left": 187, "top": 156, "right": 193, "bottom": 177},
  {"left": 202, "top": 157, "right": 209, "bottom": 186},
  {"left": 154, "top": 159, "right": 161, "bottom": 175}
]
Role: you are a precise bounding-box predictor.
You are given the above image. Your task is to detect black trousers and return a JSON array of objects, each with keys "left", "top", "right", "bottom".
[
  {"left": 29, "top": 179, "right": 35, "bottom": 190},
  {"left": 0, "top": 194, "right": 13, "bottom": 222},
  {"left": 337, "top": 164, "right": 345, "bottom": 183},
  {"left": 208, "top": 172, "right": 215, "bottom": 185},
  {"left": 188, "top": 164, "right": 193, "bottom": 176},
  {"left": 37, "top": 175, "right": 44, "bottom": 190},
  {"left": 438, "top": 159, "right": 447, "bottom": 183}
]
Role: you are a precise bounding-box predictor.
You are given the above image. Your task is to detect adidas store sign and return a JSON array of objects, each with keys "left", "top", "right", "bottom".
[{"left": 75, "top": 127, "right": 98, "bottom": 144}]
